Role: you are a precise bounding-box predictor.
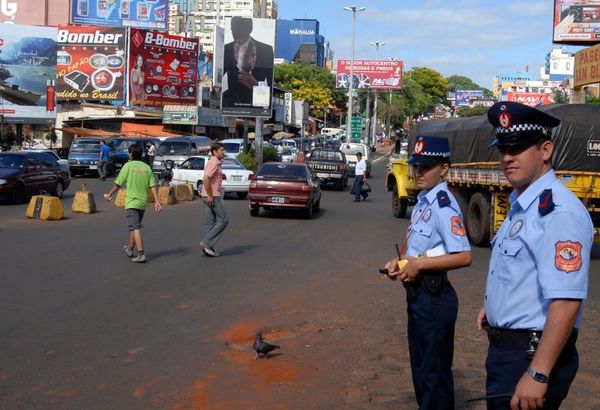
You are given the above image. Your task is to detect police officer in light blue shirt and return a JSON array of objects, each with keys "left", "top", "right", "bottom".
[
  {"left": 477, "top": 102, "right": 593, "bottom": 410},
  {"left": 385, "top": 136, "right": 472, "bottom": 410}
]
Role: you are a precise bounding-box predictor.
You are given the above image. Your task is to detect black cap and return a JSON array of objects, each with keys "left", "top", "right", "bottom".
[{"left": 487, "top": 102, "right": 560, "bottom": 147}]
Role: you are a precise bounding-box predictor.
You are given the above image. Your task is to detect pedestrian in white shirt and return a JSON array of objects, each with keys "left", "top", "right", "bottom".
[{"left": 352, "top": 152, "right": 368, "bottom": 202}]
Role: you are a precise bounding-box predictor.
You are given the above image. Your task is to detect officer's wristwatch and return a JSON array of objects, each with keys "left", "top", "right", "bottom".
[{"left": 527, "top": 367, "right": 549, "bottom": 384}]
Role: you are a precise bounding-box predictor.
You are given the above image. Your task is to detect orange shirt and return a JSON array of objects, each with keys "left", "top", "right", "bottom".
[{"left": 201, "top": 156, "right": 223, "bottom": 197}]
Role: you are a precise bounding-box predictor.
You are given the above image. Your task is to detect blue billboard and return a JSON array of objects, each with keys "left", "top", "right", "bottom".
[
  {"left": 71, "top": 0, "right": 168, "bottom": 30},
  {"left": 276, "top": 19, "right": 324, "bottom": 67},
  {"left": 455, "top": 90, "right": 484, "bottom": 107}
]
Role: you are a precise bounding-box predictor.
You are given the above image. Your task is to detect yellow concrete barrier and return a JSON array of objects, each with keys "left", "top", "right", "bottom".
[
  {"left": 72, "top": 184, "right": 96, "bottom": 214},
  {"left": 174, "top": 183, "right": 194, "bottom": 201},
  {"left": 26, "top": 195, "right": 64, "bottom": 220}
]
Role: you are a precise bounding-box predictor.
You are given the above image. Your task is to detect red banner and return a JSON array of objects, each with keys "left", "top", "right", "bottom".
[
  {"left": 506, "top": 92, "right": 554, "bottom": 107},
  {"left": 336, "top": 60, "right": 403, "bottom": 90},
  {"left": 56, "top": 25, "right": 126, "bottom": 101},
  {"left": 128, "top": 29, "right": 199, "bottom": 108}
]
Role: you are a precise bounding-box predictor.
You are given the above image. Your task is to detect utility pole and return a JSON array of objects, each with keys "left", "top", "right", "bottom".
[
  {"left": 369, "top": 41, "right": 385, "bottom": 146},
  {"left": 344, "top": 6, "right": 366, "bottom": 143}
]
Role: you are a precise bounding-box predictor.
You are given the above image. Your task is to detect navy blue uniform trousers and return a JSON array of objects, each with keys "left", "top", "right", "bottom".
[
  {"left": 407, "top": 281, "right": 458, "bottom": 410},
  {"left": 486, "top": 337, "right": 578, "bottom": 409}
]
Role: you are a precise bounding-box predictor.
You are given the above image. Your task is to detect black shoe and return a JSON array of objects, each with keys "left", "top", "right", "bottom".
[{"left": 353, "top": 199, "right": 360, "bottom": 202}]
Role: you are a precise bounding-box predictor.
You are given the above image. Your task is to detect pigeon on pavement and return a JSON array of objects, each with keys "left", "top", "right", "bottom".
[{"left": 253, "top": 332, "right": 280, "bottom": 359}]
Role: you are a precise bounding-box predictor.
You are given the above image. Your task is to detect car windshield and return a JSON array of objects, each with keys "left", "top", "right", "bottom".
[
  {"left": 223, "top": 142, "right": 241, "bottom": 154},
  {"left": 342, "top": 145, "right": 366, "bottom": 156},
  {"left": 0, "top": 154, "right": 25, "bottom": 168},
  {"left": 281, "top": 147, "right": 293, "bottom": 155},
  {"left": 71, "top": 140, "right": 101, "bottom": 153},
  {"left": 157, "top": 141, "right": 189, "bottom": 155},
  {"left": 221, "top": 158, "right": 245, "bottom": 170},
  {"left": 113, "top": 139, "right": 144, "bottom": 153},
  {"left": 257, "top": 163, "right": 308, "bottom": 180},
  {"left": 310, "top": 150, "right": 342, "bottom": 161}
]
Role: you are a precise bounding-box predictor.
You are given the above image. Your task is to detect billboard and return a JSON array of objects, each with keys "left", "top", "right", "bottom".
[
  {"left": 335, "top": 60, "right": 403, "bottom": 90},
  {"left": 163, "top": 105, "right": 198, "bottom": 125},
  {"left": 0, "top": 23, "right": 57, "bottom": 124},
  {"left": 128, "top": 29, "right": 199, "bottom": 108},
  {"left": 553, "top": 0, "right": 600, "bottom": 45},
  {"left": 220, "top": 17, "right": 275, "bottom": 117},
  {"left": 0, "top": 0, "right": 70, "bottom": 26},
  {"left": 70, "top": 0, "right": 168, "bottom": 30},
  {"left": 506, "top": 92, "right": 554, "bottom": 107},
  {"left": 455, "top": 90, "right": 484, "bottom": 107},
  {"left": 56, "top": 25, "right": 126, "bottom": 101},
  {"left": 574, "top": 44, "right": 600, "bottom": 88}
]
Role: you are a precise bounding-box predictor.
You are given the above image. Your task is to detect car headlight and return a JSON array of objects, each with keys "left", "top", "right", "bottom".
[{"left": 0, "top": 179, "right": 7, "bottom": 185}]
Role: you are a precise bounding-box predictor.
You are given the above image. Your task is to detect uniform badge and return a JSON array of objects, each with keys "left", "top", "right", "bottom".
[
  {"left": 555, "top": 241, "right": 583, "bottom": 273},
  {"left": 509, "top": 219, "right": 523, "bottom": 237},
  {"left": 423, "top": 208, "right": 432, "bottom": 222},
  {"left": 498, "top": 112, "right": 512, "bottom": 129},
  {"left": 414, "top": 139, "right": 425, "bottom": 154},
  {"left": 451, "top": 216, "right": 466, "bottom": 236}
]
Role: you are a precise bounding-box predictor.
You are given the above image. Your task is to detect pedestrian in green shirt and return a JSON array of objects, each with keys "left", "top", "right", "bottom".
[{"left": 104, "top": 143, "right": 161, "bottom": 263}]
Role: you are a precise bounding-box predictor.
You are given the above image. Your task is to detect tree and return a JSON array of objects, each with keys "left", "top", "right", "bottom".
[
  {"left": 446, "top": 74, "right": 493, "bottom": 98},
  {"left": 406, "top": 67, "right": 449, "bottom": 105},
  {"left": 456, "top": 105, "right": 489, "bottom": 117}
]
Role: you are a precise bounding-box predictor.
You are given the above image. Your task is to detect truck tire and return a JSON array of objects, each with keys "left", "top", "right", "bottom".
[
  {"left": 250, "top": 204, "right": 260, "bottom": 217},
  {"left": 392, "top": 185, "right": 408, "bottom": 218},
  {"left": 454, "top": 191, "right": 469, "bottom": 220},
  {"left": 467, "top": 192, "right": 491, "bottom": 246}
]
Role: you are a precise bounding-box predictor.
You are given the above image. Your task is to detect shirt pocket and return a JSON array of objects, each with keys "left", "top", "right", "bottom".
[
  {"left": 410, "top": 223, "right": 434, "bottom": 253},
  {"left": 495, "top": 240, "right": 525, "bottom": 284}
]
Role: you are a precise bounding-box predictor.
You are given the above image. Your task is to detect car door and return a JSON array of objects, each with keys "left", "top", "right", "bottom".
[
  {"left": 38, "top": 155, "right": 59, "bottom": 193},
  {"left": 23, "top": 157, "right": 44, "bottom": 196}
]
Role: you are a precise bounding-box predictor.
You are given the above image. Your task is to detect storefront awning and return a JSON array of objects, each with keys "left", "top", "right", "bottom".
[
  {"left": 120, "top": 122, "right": 181, "bottom": 138},
  {"left": 55, "top": 127, "right": 121, "bottom": 138}
]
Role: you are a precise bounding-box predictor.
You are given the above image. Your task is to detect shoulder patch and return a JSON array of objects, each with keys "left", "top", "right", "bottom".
[
  {"left": 538, "top": 189, "right": 555, "bottom": 216},
  {"left": 451, "top": 216, "right": 466, "bottom": 236},
  {"left": 437, "top": 190, "right": 451, "bottom": 208},
  {"left": 555, "top": 241, "right": 582, "bottom": 273}
]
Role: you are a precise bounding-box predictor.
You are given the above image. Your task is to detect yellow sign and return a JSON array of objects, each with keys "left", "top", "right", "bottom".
[{"left": 574, "top": 44, "right": 600, "bottom": 88}]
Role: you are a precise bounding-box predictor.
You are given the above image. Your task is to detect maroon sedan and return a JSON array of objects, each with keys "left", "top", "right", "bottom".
[{"left": 249, "top": 162, "right": 321, "bottom": 218}]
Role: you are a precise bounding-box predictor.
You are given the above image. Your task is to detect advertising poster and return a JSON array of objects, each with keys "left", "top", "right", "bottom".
[
  {"left": 336, "top": 60, "right": 403, "bottom": 90},
  {"left": 0, "top": 23, "right": 57, "bottom": 124},
  {"left": 0, "top": 0, "right": 70, "bottom": 25},
  {"left": 162, "top": 104, "right": 198, "bottom": 125},
  {"left": 506, "top": 92, "right": 554, "bottom": 107},
  {"left": 212, "top": 25, "right": 224, "bottom": 88},
  {"left": 553, "top": 0, "right": 600, "bottom": 45},
  {"left": 455, "top": 90, "right": 484, "bottom": 107},
  {"left": 71, "top": 0, "right": 168, "bottom": 30},
  {"left": 220, "top": 17, "right": 275, "bottom": 118},
  {"left": 56, "top": 25, "right": 126, "bottom": 101},
  {"left": 128, "top": 28, "right": 199, "bottom": 108}
]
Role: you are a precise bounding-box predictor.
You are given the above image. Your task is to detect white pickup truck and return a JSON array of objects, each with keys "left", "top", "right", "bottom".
[{"left": 341, "top": 143, "right": 372, "bottom": 177}]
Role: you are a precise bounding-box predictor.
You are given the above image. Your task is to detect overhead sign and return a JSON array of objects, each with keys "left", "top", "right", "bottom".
[
  {"left": 336, "top": 60, "right": 403, "bottom": 90},
  {"left": 56, "top": 25, "right": 126, "bottom": 101},
  {"left": 128, "top": 28, "right": 199, "bottom": 108},
  {"left": 506, "top": 92, "right": 554, "bottom": 107},
  {"left": 0, "top": 23, "right": 57, "bottom": 124},
  {"left": 574, "top": 44, "right": 600, "bottom": 88},
  {"left": 455, "top": 90, "right": 484, "bottom": 107},
  {"left": 283, "top": 92, "right": 292, "bottom": 125},
  {"left": 70, "top": 0, "right": 168, "bottom": 30},
  {"left": 162, "top": 105, "right": 198, "bottom": 125},
  {"left": 351, "top": 116, "right": 363, "bottom": 140},
  {"left": 553, "top": 0, "right": 600, "bottom": 45}
]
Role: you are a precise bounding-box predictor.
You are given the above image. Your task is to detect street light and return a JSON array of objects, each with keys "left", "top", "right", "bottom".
[
  {"left": 344, "top": 5, "right": 365, "bottom": 143},
  {"left": 369, "top": 41, "right": 385, "bottom": 146}
]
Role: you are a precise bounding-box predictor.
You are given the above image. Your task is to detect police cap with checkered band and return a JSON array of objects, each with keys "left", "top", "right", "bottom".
[
  {"left": 408, "top": 135, "right": 451, "bottom": 166},
  {"left": 487, "top": 101, "right": 561, "bottom": 147}
]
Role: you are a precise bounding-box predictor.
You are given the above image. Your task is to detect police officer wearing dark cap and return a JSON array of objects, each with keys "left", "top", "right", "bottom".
[
  {"left": 477, "top": 102, "right": 593, "bottom": 410},
  {"left": 384, "top": 135, "right": 472, "bottom": 410}
]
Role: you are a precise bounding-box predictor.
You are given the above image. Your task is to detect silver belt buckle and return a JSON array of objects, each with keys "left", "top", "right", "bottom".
[{"left": 527, "top": 331, "right": 540, "bottom": 359}]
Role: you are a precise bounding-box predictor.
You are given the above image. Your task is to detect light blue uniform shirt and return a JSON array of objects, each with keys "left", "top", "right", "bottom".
[
  {"left": 485, "top": 170, "right": 593, "bottom": 330},
  {"left": 407, "top": 182, "right": 471, "bottom": 257}
]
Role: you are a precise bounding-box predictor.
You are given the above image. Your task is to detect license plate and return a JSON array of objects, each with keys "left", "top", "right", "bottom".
[
  {"left": 230, "top": 175, "right": 242, "bottom": 181},
  {"left": 271, "top": 196, "right": 285, "bottom": 203},
  {"left": 89, "top": 165, "right": 97, "bottom": 170}
]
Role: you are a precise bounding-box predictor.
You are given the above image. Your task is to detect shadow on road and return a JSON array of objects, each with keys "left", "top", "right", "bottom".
[
  {"left": 149, "top": 246, "right": 193, "bottom": 260},
  {"left": 221, "top": 244, "right": 260, "bottom": 256}
]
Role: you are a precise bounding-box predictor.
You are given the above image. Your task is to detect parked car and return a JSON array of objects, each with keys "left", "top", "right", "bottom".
[
  {"left": 342, "top": 143, "right": 372, "bottom": 177},
  {"left": 249, "top": 162, "right": 321, "bottom": 218},
  {"left": 305, "top": 148, "right": 348, "bottom": 190},
  {"left": 109, "top": 137, "right": 159, "bottom": 172},
  {"left": 0, "top": 151, "right": 71, "bottom": 203},
  {"left": 153, "top": 136, "right": 211, "bottom": 173},
  {"left": 171, "top": 155, "right": 254, "bottom": 199},
  {"left": 25, "top": 149, "right": 69, "bottom": 175},
  {"left": 68, "top": 137, "right": 110, "bottom": 177}
]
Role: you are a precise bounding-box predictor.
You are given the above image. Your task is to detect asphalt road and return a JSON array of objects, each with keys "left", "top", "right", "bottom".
[{"left": 1, "top": 157, "right": 600, "bottom": 409}]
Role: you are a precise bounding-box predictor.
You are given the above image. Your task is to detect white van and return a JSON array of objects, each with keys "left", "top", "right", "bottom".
[
  {"left": 321, "top": 128, "right": 344, "bottom": 137},
  {"left": 222, "top": 138, "right": 245, "bottom": 159}
]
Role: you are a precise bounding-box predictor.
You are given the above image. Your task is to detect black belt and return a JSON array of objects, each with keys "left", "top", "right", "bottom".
[{"left": 487, "top": 327, "right": 578, "bottom": 349}]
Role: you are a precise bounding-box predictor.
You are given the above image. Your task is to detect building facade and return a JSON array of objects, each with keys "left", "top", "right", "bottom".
[{"left": 545, "top": 48, "right": 575, "bottom": 82}]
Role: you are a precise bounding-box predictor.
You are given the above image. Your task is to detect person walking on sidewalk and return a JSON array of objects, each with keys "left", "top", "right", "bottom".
[
  {"left": 104, "top": 144, "right": 161, "bottom": 263},
  {"left": 352, "top": 152, "right": 367, "bottom": 202},
  {"left": 98, "top": 139, "right": 110, "bottom": 181},
  {"left": 200, "top": 142, "right": 229, "bottom": 257}
]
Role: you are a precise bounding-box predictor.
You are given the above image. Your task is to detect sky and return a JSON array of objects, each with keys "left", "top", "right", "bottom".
[{"left": 278, "top": 0, "right": 583, "bottom": 89}]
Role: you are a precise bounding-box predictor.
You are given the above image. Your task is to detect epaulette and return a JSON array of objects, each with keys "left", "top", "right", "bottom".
[
  {"left": 437, "top": 190, "right": 451, "bottom": 208},
  {"left": 538, "top": 189, "right": 555, "bottom": 216}
]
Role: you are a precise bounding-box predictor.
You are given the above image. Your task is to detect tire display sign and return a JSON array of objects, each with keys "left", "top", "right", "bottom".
[
  {"left": 505, "top": 92, "right": 554, "bottom": 107},
  {"left": 70, "top": 0, "right": 168, "bottom": 30},
  {"left": 336, "top": 60, "right": 403, "bottom": 90},
  {"left": 128, "top": 28, "right": 199, "bottom": 108},
  {"left": 56, "top": 25, "right": 126, "bottom": 101}
]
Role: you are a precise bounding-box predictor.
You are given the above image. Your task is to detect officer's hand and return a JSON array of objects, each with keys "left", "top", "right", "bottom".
[
  {"left": 476, "top": 307, "right": 487, "bottom": 331},
  {"left": 399, "top": 256, "right": 420, "bottom": 282},
  {"left": 384, "top": 258, "right": 399, "bottom": 281},
  {"left": 511, "top": 373, "right": 547, "bottom": 410}
]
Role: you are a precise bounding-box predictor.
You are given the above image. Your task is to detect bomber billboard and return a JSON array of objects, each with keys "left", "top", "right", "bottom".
[
  {"left": 335, "top": 60, "right": 403, "bottom": 90},
  {"left": 220, "top": 17, "right": 275, "bottom": 118},
  {"left": 128, "top": 28, "right": 199, "bottom": 108},
  {"left": 56, "top": 26, "right": 126, "bottom": 101},
  {"left": 553, "top": 0, "right": 600, "bottom": 45},
  {"left": 71, "top": 0, "right": 168, "bottom": 30},
  {"left": 0, "top": 23, "right": 57, "bottom": 124}
]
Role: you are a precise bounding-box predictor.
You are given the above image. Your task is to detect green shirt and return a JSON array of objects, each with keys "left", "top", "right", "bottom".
[{"left": 114, "top": 160, "right": 156, "bottom": 210}]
